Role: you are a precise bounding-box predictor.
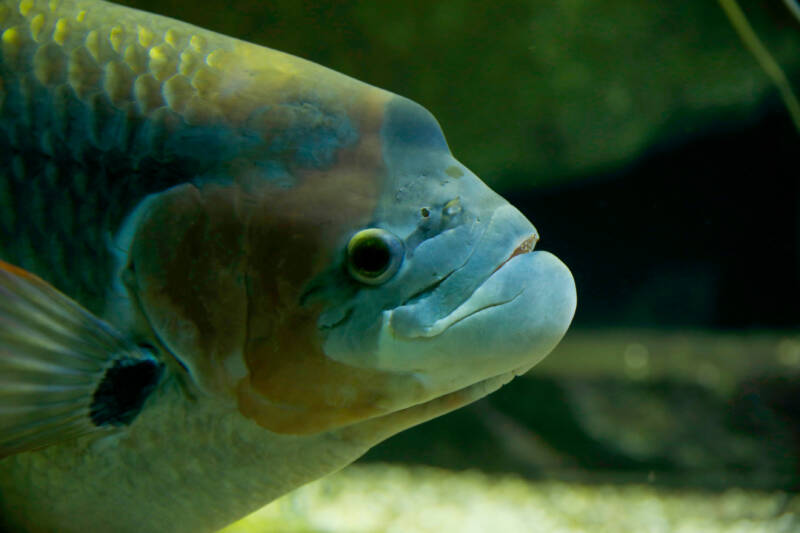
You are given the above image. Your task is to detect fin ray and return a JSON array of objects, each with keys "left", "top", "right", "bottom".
[{"left": 0, "top": 260, "right": 162, "bottom": 457}]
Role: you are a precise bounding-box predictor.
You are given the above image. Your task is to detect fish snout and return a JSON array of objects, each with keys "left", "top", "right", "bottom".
[{"left": 375, "top": 202, "right": 576, "bottom": 383}]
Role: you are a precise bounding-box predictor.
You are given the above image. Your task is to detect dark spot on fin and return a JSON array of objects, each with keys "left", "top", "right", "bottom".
[
  {"left": 0, "top": 259, "right": 165, "bottom": 457},
  {"left": 90, "top": 355, "right": 164, "bottom": 427}
]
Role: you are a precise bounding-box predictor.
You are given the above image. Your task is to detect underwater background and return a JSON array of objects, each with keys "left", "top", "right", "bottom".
[{"left": 118, "top": 0, "right": 800, "bottom": 530}]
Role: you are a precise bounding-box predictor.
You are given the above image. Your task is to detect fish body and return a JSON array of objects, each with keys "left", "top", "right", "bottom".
[{"left": 0, "top": 1, "right": 577, "bottom": 532}]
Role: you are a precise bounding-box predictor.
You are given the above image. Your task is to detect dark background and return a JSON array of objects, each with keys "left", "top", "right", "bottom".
[{"left": 511, "top": 102, "right": 800, "bottom": 331}]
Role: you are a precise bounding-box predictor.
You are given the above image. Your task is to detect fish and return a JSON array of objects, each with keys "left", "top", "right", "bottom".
[{"left": 0, "top": 0, "right": 577, "bottom": 531}]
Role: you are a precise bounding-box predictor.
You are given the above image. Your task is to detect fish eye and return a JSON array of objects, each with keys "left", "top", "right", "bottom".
[{"left": 346, "top": 228, "right": 404, "bottom": 285}]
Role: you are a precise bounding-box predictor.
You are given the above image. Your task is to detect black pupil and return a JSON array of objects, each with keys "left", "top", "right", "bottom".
[{"left": 351, "top": 237, "right": 391, "bottom": 275}]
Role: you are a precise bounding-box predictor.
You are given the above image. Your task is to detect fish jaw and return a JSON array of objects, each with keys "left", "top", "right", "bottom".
[
  {"left": 336, "top": 248, "right": 576, "bottom": 444},
  {"left": 333, "top": 241, "right": 576, "bottom": 447},
  {"left": 368, "top": 192, "right": 576, "bottom": 408}
]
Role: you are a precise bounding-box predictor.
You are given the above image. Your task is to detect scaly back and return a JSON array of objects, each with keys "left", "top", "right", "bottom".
[{"left": 0, "top": 0, "right": 384, "bottom": 313}]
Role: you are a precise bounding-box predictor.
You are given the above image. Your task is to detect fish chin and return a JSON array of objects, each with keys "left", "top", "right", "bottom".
[
  {"left": 335, "top": 369, "right": 519, "bottom": 447},
  {"left": 375, "top": 250, "right": 577, "bottom": 391},
  {"left": 335, "top": 361, "right": 551, "bottom": 447}
]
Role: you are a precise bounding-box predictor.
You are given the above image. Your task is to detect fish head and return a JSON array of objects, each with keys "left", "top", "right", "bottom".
[
  {"left": 324, "top": 97, "right": 577, "bottom": 382},
  {"left": 123, "top": 49, "right": 575, "bottom": 437},
  {"left": 274, "top": 97, "right": 577, "bottom": 435}
]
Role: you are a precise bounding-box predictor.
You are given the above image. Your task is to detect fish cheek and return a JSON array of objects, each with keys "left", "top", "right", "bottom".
[
  {"left": 128, "top": 184, "right": 249, "bottom": 395},
  {"left": 236, "top": 165, "right": 408, "bottom": 434},
  {"left": 238, "top": 296, "right": 420, "bottom": 435},
  {"left": 237, "top": 319, "right": 400, "bottom": 434}
]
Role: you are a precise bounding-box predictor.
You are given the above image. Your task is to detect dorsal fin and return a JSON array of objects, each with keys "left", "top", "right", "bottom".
[{"left": 0, "top": 260, "right": 163, "bottom": 457}]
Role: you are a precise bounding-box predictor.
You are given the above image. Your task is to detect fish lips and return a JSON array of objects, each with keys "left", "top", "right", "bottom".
[{"left": 376, "top": 248, "right": 577, "bottom": 384}]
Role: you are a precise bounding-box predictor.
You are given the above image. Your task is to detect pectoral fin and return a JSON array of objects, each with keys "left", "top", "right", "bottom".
[{"left": 0, "top": 261, "right": 163, "bottom": 457}]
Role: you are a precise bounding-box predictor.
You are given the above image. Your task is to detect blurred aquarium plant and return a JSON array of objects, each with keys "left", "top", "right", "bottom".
[
  {"left": 113, "top": 0, "right": 800, "bottom": 531},
  {"left": 718, "top": 0, "right": 800, "bottom": 130}
]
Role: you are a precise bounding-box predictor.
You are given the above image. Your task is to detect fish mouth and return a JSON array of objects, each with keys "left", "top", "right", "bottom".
[
  {"left": 389, "top": 231, "right": 543, "bottom": 340},
  {"left": 386, "top": 202, "right": 547, "bottom": 341},
  {"left": 375, "top": 239, "right": 576, "bottom": 378},
  {"left": 441, "top": 232, "right": 543, "bottom": 330}
]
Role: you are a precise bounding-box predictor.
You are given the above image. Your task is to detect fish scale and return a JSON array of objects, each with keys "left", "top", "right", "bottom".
[{"left": 0, "top": 0, "right": 245, "bottom": 312}]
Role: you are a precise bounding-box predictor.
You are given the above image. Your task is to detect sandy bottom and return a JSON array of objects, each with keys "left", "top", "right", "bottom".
[{"left": 220, "top": 464, "right": 799, "bottom": 533}]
